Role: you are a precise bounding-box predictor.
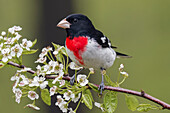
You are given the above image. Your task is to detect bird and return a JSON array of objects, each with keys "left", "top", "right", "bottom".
[{"left": 57, "top": 14, "right": 130, "bottom": 94}]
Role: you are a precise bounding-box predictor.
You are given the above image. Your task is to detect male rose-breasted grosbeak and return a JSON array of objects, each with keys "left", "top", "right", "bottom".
[{"left": 57, "top": 14, "right": 130, "bottom": 94}]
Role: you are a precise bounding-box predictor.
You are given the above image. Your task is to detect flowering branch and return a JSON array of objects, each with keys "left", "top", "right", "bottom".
[
  {"left": 5, "top": 60, "right": 170, "bottom": 110},
  {"left": 1, "top": 26, "right": 169, "bottom": 113}
]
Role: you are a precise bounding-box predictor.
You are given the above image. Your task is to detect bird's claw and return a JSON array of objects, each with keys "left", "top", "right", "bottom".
[
  {"left": 98, "top": 82, "right": 105, "bottom": 95},
  {"left": 70, "top": 75, "right": 75, "bottom": 85}
]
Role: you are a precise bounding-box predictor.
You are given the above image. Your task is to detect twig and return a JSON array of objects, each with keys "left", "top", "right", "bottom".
[
  {"left": 5, "top": 61, "right": 170, "bottom": 110},
  {"left": 7, "top": 61, "right": 35, "bottom": 74}
]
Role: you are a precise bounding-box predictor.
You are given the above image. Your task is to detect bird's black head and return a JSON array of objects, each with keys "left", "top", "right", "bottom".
[{"left": 57, "top": 14, "right": 95, "bottom": 37}]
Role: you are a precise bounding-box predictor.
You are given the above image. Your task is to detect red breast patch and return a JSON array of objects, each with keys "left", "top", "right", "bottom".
[{"left": 66, "top": 36, "right": 88, "bottom": 65}]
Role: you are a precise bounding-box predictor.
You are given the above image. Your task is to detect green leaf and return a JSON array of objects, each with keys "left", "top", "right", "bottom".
[
  {"left": 55, "top": 53, "right": 63, "bottom": 62},
  {"left": 82, "top": 93, "right": 93, "bottom": 109},
  {"left": 22, "top": 49, "right": 38, "bottom": 55},
  {"left": 41, "top": 89, "right": 51, "bottom": 106},
  {"left": 84, "top": 89, "right": 94, "bottom": 102},
  {"left": 52, "top": 42, "right": 60, "bottom": 49},
  {"left": 136, "top": 104, "right": 159, "bottom": 112},
  {"left": 104, "top": 91, "right": 117, "bottom": 113},
  {"left": 105, "top": 74, "right": 116, "bottom": 87},
  {"left": 125, "top": 94, "right": 139, "bottom": 111},
  {"left": 88, "top": 83, "right": 99, "bottom": 92},
  {"left": 46, "top": 79, "right": 54, "bottom": 87},
  {"left": 32, "top": 73, "right": 37, "bottom": 77},
  {"left": 31, "top": 39, "right": 37, "bottom": 48}
]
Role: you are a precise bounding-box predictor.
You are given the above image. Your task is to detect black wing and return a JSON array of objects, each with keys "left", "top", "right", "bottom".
[{"left": 92, "top": 30, "right": 116, "bottom": 48}]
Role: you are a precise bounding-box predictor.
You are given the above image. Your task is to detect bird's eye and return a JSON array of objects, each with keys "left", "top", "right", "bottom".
[{"left": 73, "top": 18, "right": 78, "bottom": 23}]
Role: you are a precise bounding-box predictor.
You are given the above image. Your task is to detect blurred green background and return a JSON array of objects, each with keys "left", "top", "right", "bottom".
[{"left": 0, "top": 0, "right": 170, "bottom": 113}]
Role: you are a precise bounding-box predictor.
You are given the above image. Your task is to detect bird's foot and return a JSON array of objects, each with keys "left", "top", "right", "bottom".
[
  {"left": 70, "top": 75, "right": 75, "bottom": 85},
  {"left": 98, "top": 82, "right": 105, "bottom": 95}
]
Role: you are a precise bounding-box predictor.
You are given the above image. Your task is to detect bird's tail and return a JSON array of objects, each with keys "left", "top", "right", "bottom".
[{"left": 116, "top": 52, "right": 132, "bottom": 58}]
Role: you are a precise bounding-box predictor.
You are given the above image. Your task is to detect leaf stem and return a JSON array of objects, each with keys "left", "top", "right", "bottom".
[
  {"left": 46, "top": 54, "right": 52, "bottom": 61},
  {"left": 116, "top": 72, "right": 121, "bottom": 85},
  {"left": 74, "top": 96, "right": 83, "bottom": 112},
  {"left": 118, "top": 77, "right": 127, "bottom": 86},
  {"left": 87, "top": 72, "right": 91, "bottom": 79},
  {"left": 67, "top": 99, "right": 72, "bottom": 105},
  {"left": 49, "top": 51, "right": 55, "bottom": 61}
]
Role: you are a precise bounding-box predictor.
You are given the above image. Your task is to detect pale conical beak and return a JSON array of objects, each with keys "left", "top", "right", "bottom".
[{"left": 57, "top": 18, "right": 70, "bottom": 29}]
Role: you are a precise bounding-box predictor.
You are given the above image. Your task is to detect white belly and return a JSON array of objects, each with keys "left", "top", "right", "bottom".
[{"left": 66, "top": 38, "right": 116, "bottom": 70}]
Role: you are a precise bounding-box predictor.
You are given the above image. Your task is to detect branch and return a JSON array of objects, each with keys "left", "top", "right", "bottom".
[
  {"left": 5, "top": 61, "right": 170, "bottom": 110},
  {"left": 7, "top": 61, "right": 35, "bottom": 74}
]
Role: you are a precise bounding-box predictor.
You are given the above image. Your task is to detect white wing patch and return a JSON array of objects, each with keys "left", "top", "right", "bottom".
[
  {"left": 108, "top": 42, "right": 111, "bottom": 47},
  {"left": 101, "top": 37, "right": 106, "bottom": 43}
]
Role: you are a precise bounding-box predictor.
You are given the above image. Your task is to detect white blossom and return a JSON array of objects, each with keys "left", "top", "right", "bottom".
[
  {"left": 1, "top": 48, "right": 12, "bottom": 62},
  {"left": 50, "top": 86, "right": 58, "bottom": 96},
  {"left": 40, "top": 80, "right": 48, "bottom": 89},
  {"left": 10, "top": 73, "right": 19, "bottom": 81},
  {"left": 13, "top": 26, "right": 22, "bottom": 31},
  {"left": 14, "top": 88, "right": 22, "bottom": 104},
  {"left": 4, "top": 37, "right": 14, "bottom": 45},
  {"left": 28, "top": 91, "right": 39, "bottom": 100},
  {"left": 11, "top": 74, "right": 22, "bottom": 92},
  {"left": 120, "top": 71, "right": 129, "bottom": 77},
  {"left": 8, "top": 27, "right": 15, "bottom": 34},
  {"left": 11, "top": 44, "right": 23, "bottom": 58},
  {"left": 119, "top": 64, "right": 124, "bottom": 71},
  {"left": 52, "top": 70, "right": 64, "bottom": 84},
  {"left": 12, "top": 80, "right": 19, "bottom": 92},
  {"left": 63, "top": 90, "right": 75, "bottom": 101},
  {"left": 69, "top": 62, "right": 83, "bottom": 70},
  {"left": 35, "top": 56, "right": 47, "bottom": 64},
  {"left": 36, "top": 65, "right": 46, "bottom": 76},
  {"left": 1, "top": 31, "right": 6, "bottom": 36},
  {"left": 94, "top": 102, "right": 105, "bottom": 112},
  {"left": 89, "top": 68, "right": 94, "bottom": 74},
  {"left": 59, "top": 80, "right": 65, "bottom": 87},
  {"left": 36, "top": 65, "right": 41, "bottom": 70},
  {"left": 72, "top": 93, "right": 81, "bottom": 103},
  {"left": 25, "top": 104, "right": 40, "bottom": 110},
  {"left": 45, "top": 61, "right": 63, "bottom": 74},
  {"left": 43, "top": 64, "right": 50, "bottom": 72},
  {"left": 69, "top": 108, "right": 75, "bottom": 113},
  {"left": 39, "top": 46, "right": 52, "bottom": 58},
  {"left": 0, "top": 43, "right": 3, "bottom": 50},
  {"left": 0, "top": 36, "right": 3, "bottom": 40},
  {"left": 13, "top": 32, "right": 22, "bottom": 40},
  {"left": 29, "top": 78, "right": 39, "bottom": 87},
  {"left": 15, "top": 98, "right": 21, "bottom": 104},
  {"left": 46, "top": 60, "right": 58, "bottom": 74},
  {"left": 18, "top": 75, "right": 29, "bottom": 86},
  {"left": 53, "top": 63, "right": 63, "bottom": 74},
  {"left": 20, "top": 38, "right": 33, "bottom": 50},
  {"left": 77, "top": 74, "right": 88, "bottom": 86},
  {"left": 59, "top": 101, "right": 68, "bottom": 113},
  {"left": 55, "top": 95, "right": 64, "bottom": 107},
  {"left": 29, "top": 76, "right": 48, "bottom": 89},
  {"left": 53, "top": 46, "right": 64, "bottom": 55},
  {"left": 8, "top": 26, "right": 22, "bottom": 34}
]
